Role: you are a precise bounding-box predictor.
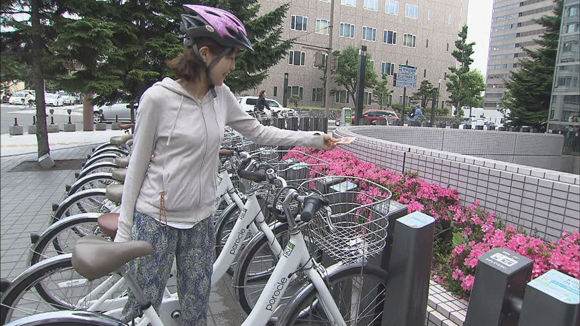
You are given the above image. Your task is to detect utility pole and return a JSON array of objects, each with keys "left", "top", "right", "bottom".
[
  {"left": 323, "top": 0, "right": 335, "bottom": 119},
  {"left": 355, "top": 45, "right": 367, "bottom": 125}
]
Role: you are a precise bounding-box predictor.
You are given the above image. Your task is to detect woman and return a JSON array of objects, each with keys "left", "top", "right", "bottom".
[
  {"left": 255, "top": 89, "right": 270, "bottom": 113},
  {"left": 115, "top": 4, "right": 339, "bottom": 325}
]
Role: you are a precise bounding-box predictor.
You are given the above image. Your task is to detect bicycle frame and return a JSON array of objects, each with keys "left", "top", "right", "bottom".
[{"left": 242, "top": 228, "right": 346, "bottom": 326}]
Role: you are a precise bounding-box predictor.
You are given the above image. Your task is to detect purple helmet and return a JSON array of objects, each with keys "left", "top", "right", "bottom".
[{"left": 181, "top": 4, "right": 254, "bottom": 51}]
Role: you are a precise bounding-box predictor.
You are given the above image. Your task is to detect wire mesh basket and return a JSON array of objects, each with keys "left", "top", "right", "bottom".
[
  {"left": 298, "top": 176, "right": 392, "bottom": 264},
  {"left": 253, "top": 149, "right": 330, "bottom": 186}
]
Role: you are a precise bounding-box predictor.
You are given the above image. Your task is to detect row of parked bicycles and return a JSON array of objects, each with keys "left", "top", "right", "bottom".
[{"left": 1, "top": 125, "right": 394, "bottom": 326}]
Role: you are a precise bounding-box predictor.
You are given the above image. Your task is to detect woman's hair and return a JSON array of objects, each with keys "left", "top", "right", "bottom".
[
  {"left": 259, "top": 90, "right": 266, "bottom": 97},
  {"left": 166, "top": 38, "right": 228, "bottom": 82}
]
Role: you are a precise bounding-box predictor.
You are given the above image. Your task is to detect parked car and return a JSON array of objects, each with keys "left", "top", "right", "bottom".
[
  {"left": 8, "top": 90, "right": 35, "bottom": 105},
  {"left": 94, "top": 103, "right": 135, "bottom": 123},
  {"left": 56, "top": 91, "right": 76, "bottom": 105},
  {"left": 45, "top": 93, "right": 65, "bottom": 106},
  {"left": 336, "top": 109, "right": 399, "bottom": 126},
  {"left": 237, "top": 96, "right": 298, "bottom": 118}
]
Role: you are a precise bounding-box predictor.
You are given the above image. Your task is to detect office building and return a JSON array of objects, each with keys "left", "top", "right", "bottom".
[
  {"left": 247, "top": 0, "right": 469, "bottom": 110},
  {"left": 547, "top": 0, "right": 580, "bottom": 129},
  {"left": 484, "top": 0, "right": 557, "bottom": 109}
]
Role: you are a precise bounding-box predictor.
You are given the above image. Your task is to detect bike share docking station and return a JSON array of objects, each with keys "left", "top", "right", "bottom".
[
  {"left": 464, "top": 247, "right": 579, "bottom": 326},
  {"left": 314, "top": 176, "right": 437, "bottom": 326}
]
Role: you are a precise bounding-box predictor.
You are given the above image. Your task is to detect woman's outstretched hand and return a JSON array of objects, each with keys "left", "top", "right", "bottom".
[{"left": 323, "top": 134, "right": 341, "bottom": 150}]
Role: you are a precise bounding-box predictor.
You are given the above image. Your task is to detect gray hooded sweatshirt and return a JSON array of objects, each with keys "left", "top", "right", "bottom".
[{"left": 115, "top": 78, "right": 325, "bottom": 242}]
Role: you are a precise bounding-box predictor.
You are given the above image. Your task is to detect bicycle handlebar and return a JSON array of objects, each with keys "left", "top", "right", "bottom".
[{"left": 300, "top": 195, "right": 329, "bottom": 222}]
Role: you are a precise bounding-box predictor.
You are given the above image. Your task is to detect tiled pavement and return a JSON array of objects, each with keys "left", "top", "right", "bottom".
[{"left": 0, "top": 143, "right": 245, "bottom": 325}]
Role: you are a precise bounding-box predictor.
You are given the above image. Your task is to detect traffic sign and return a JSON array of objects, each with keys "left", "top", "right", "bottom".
[{"left": 396, "top": 64, "right": 417, "bottom": 88}]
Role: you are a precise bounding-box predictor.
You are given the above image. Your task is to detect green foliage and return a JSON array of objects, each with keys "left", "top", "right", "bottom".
[
  {"left": 446, "top": 25, "right": 486, "bottom": 111},
  {"left": 289, "top": 95, "right": 301, "bottom": 107},
  {"left": 502, "top": 0, "right": 562, "bottom": 130},
  {"left": 372, "top": 75, "right": 392, "bottom": 108},
  {"left": 412, "top": 80, "right": 436, "bottom": 108},
  {"left": 333, "top": 46, "right": 378, "bottom": 108}
]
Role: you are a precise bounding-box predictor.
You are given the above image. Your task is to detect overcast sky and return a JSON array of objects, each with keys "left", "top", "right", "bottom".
[{"left": 466, "top": 0, "right": 494, "bottom": 78}]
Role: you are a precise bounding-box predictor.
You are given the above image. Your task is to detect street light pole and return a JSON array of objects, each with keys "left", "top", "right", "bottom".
[{"left": 323, "top": 0, "right": 335, "bottom": 119}]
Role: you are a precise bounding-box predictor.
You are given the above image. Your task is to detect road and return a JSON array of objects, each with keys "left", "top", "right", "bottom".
[{"left": 1, "top": 103, "right": 88, "bottom": 134}]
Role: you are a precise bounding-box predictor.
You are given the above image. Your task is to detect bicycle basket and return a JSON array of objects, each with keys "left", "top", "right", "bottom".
[
  {"left": 299, "top": 176, "right": 392, "bottom": 264},
  {"left": 260, "top": 149, "right": 330, "bottom": 186}
]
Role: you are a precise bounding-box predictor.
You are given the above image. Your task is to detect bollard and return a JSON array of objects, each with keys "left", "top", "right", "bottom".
[
  {"left": 382, "top": 212, "right": 435, "bottom": 326},
  {"left": 277, "top": 117, "right": 286, "bottom": 130},
  {"left": 9, "top": 117, "right": 24, "bottom": 135},
  {"left": 518, "top": 270, "right": 579, "bottom": 326},
  {"left": 322, "top": 117, "right": 328, "bottom": 133},
  {"left": 464, "top": 248, "right": 533, "bottom": 326}
]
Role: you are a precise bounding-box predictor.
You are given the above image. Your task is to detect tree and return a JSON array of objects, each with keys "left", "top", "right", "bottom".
[
  {"left": 333, "top": 46, "right": 378, "bottom": 108},
  {"left": 373, "top": 74, "right": 393, "bottom": 108},
  {"left": 412, "top": 80, "right": 436, "bottom": 108},
  {"left": 502, "top": 0, "right": 562, "bottom": 129},
  {"left": 446, "top": 25, "right": 486, "bottom": 115}
]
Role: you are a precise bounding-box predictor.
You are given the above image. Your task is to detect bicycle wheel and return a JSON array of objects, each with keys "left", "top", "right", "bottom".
[
  {"left": 76, "top": 162, "right": 118, "bottom": 180},
  {"left": 1, "top": 255, "right": 126, "bottom": 324},
  {"left": 234, "top": 222, "right": 292, "bottom": 318},
  {"left": 29, "top": 213, "right": 104, "bottom": 265},
  {"left": 278, "top": 264, "right": 389, "bottom": 325},
  {"left": 213, "top": 204, "right": 241, "bottom": 276},
  {"left": 82, "top": 153, "right": 122, "bottom": 170},
  {"left": 89, "top": 148, "right": 128, "bottom": 159},
  {"left": 51, "top": 189, "right": 109, "bottom": 225},
  {"left": 3, "top": 310, "right": 125, "bottom": 325},
  {"left": 67, "top": 173, "right": 116, "bottom": 196}
]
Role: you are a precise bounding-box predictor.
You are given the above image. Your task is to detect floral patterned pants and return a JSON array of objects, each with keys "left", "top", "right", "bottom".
[{"left": 122, "top": 212, "right": 214, "bottom": 325}]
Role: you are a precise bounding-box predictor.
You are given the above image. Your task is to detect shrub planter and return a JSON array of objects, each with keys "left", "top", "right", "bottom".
[
  {"left": 27, "top": 125, "right": 36, "bottom": 134},
  {"left": 95, "top": 122, "right": 107, "bottom": 131},
  {"left": 64, "top": 123, "right": 76, "bottom": 132},
  {"left": 47, "top": 124, "right": 60, "bottom": 133},
  {"left": 475, "top": 125, "right": 484, "bottom": 130},
  {"left": 111, "top": 122, "right": 121, "bottom": 130}
]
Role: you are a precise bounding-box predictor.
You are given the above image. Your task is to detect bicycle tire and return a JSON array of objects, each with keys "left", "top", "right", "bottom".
[
  {"left": 76, "top": 162, "right": 119, "bottom": 180},
  {"left": 3, "top": 310, "right": 124, "bottom": 326},
  {"left": 278, "top": 264, "right": 389, "bottom": 325},
  {"left": 1, "top": 254, "right": 125, "bottom": 324},
  {"left": 51, "top": 189, "right": 109, "bottom": 225},
  {"left": 234, "top": 222, "right": 291, "bottom": 318},
  {"left": 82, "top": 153, "right": 122, "bottom": 171},
  {"left": 29, "top": 213, "right": 103, "bottom": 265},
  {"left": 89, "top": 148, "right": 128, "bottom": 159},
  {"left": 67, "top": 173, "right": 116, "bottom": 196}
]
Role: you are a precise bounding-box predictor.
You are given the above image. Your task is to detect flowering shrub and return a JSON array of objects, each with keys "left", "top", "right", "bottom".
[{"left": 286, "top": 147, "right": 580, "bottom": 299}]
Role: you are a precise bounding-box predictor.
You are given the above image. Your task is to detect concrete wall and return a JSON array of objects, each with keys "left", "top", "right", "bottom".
[
  {"left": 352, "top": 126, "right": 566, "bottom": 171},
  {"left": 334, "top": 126, "right": 580, "bottom": 242}
]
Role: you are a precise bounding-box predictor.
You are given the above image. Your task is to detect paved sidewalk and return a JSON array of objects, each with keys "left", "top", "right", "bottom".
[{"left": 0, "top": 130, "right": 245, "bottom": 325}]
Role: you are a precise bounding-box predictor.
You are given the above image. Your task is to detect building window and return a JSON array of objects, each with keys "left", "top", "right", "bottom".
[
  {"left": 369, "top": 59, "right": 375, "bottom": 69},
  {"left": 291, "top": 15, "right": 308, "bottom": 31},
  {"left": 287, "top": 85, "right": 304, "bottom": 99},
  {"left": 362, "top": 26, "right": 377, "bottom": 41},
  {"left": 312, "top": 88, "right": 324, "bottom": 102},
  {"left": 341, "top": 0, "right": 356, "bottom": 6},
  {"left": 339, "top": 22, "right": 355, "bottom": 38},
  {"left": 426, "top": 39, "right": 429, "bottom": 48},
  {"left": 563, "top": 39, "right": 579, "bottom": 53},
  {"left": 403, "top": 33, "right": 416, "bottom": 47},
  {"left": 428, "top": 9, "right": 432, "bottom": 20},
  {"left": 383, "top": 30, "right": 397, "bottom": 44},
  {"left": 405, "top": 4, "right": 418, "bottom": 19},
  {"left": 448, "top": 14, "right": 453, "bottom": 24},
  {"left": 381, "top": 62, "right": 395, "bottom": 75},
  {"left": 315, "top": 19, "right": 330, "bottom": 34},
  {"left": 568, "top": 6, "right": 578, "bottom": 17},
  {"left": 273, "top": 87, "right": 278, "bottom": 97},
  {"left": 289, "top": 50, "right": 306, "bottom": 66},
  {"left": 446, "top": 43, "right": 449, "bottom": 51},
  {"left": 364, "top": 0, "right": 378, "bottom": 11},
  {"left": 385, "top": 0, "right": 399, "bottom": 15},
  {"left": 423, "top": 69, "right": 426, "bottom": 78},
  {"left": 444, "top": 72, "right": 447, "bottom": 80},
  {"left": 363, "top": 91, "right": 373, "bottom": 105},
  {"left": 335, "top": 90, "right": 350, "bottom": 103}
]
